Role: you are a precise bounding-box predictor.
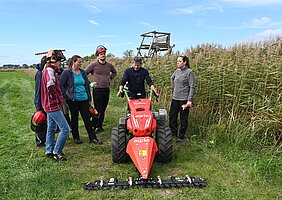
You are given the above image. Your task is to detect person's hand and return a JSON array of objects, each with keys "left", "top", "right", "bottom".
[
  {"left": 153, "top": 88, "right": 159, "bottom": 98},
  {"left": 186, "top": 101, "right": 192, "bottom": 108},
  {"left": 117, "top": 90, "right": 122, "bottom": 97},
  {"left": 182, "top": 101, "right": 192, "bottom": 110},
  {"left": 90, "top": 82, "right": 97, "bottom": 88}
]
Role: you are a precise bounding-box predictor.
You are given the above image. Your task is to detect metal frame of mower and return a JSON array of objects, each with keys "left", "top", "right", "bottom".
[{"left": 84, "top": 90, "right": 207, "bottom": 190}]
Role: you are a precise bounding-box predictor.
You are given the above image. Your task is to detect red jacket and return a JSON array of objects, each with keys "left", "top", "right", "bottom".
[{"left": 41, "top": 64, "right": 63, "bottom": 112}]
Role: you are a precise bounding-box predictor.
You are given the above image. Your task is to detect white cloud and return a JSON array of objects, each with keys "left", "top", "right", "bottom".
[
  {"left": 88, "top": 20, "right": 98, "bottom": 25},
  {"left": 220, "top": 0, "right": 282, "bottom": 6},
  {"left": 89, "top": 5, "right": 102, "bottom": 12},
  {"left": 245, "top": 17, "right": 281, "bottom": 28},
  {"left": 255, "top": 28, "right": 282, "bottom": 38},
  {"left": 169, "top": 3, "right": 223, "bottom": 15},
  {"left": 210, "top": 17, "right": 281, "bottom": 29}
]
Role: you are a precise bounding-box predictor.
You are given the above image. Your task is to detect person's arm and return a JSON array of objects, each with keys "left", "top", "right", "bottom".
[
  {"left": 117, "top": 69, "right": 128, "bottom": 96},
  {"left": 59, "top": 70, "right": 68, "bottom": 99},
  {"left": 185, "top": 71, "right": 196, "bottom": 108},
  {"left": 144, "top": 69, "right": 153, "bottom": 86},
  {"left": 82, "top": 71, "right": 92, "bottom": 102},
  {"left": 171, "top": 71, "right": 176, "bottom": 88},
  {"left": 84, "top": 62, "right": 94, "bottom": 75},
  {"left": 110, "top": 64, "right": 117, "bottom": 80},
  {"left": 46, "top": 69, "right": 58, "bottom": 100},
  {"left": 150, "top": 84, "right": 159, "bottom": 97},
  {"left": 144, "top": 69, "right": 158, "bottom": 96},
  {"left": 34, "top": 71, "right": 42, "bottom": 110}
]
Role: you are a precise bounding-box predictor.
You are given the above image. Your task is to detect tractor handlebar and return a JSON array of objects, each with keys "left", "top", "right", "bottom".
[{"left": 119, "top": 89, "right": 158, "bottom": 101}]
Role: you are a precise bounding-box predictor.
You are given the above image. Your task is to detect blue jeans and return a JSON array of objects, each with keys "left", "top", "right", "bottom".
[{"left": 46, "top": 110, "right": 70, "bottom": 155}]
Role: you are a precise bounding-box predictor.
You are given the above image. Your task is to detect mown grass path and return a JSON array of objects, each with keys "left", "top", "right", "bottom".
[{"left": 0, "top": 71, "right": 281, "bottom": 200}]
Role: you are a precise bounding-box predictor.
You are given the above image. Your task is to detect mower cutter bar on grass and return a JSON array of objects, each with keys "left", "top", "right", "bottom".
[{"left": 84, "top": 175, "right": 207, "bottom": 190}]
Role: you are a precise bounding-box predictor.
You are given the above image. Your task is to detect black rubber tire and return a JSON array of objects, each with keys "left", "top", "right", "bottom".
[
  {"left": 156, "top": 125, "right": 173, "bottom": 162},
  {"left": 111, "top": 125, "right": 129, "bottom": 163}
]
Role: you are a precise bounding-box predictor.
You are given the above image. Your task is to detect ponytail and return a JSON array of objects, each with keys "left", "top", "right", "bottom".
[{"left": 179, "top": 55, "right": 190, "bottom": 68}]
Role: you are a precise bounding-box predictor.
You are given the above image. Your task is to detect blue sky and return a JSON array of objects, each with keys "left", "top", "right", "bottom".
[{"left": 0, "top": 0, "right": 282, "bottom": 66}]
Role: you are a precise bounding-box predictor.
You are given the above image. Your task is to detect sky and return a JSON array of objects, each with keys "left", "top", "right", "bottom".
[{"left": 0, "top": 0, "right": 282, "bottom": 66}]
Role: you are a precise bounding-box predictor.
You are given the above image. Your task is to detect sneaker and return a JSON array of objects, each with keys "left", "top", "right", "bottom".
[
  {"left": 46, "top": 153, "right": 53, "bottom": 158},
  {"left": 74, "top": 139, "right": 83, "bottom": 144},
  {"left": 53, "top": 154, "right": 67, "bottom": 162},
  {"left": 90, "top": 138, "right": 103, "bottom": 145},
  {"left": 95, "top": 127, "right": 104, "bottom": 133}
]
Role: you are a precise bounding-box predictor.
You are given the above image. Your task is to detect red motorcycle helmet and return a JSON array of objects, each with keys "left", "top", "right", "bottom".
[{"left": 30, "top": 111, "right": 47, "bottom": 132}]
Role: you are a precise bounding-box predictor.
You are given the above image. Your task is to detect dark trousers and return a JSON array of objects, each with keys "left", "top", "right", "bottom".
[
  {"left": 67, "top": 99, "right": 96, "bottom": 141},
  {"left": 169, "top": 99, "right": 190, "bottom": 138},
  {"left": 92, "top": 88, "right": 110, "bottom": 129},
  {"left": 35, "top": 131, "right": 46, "bottom": 146}
]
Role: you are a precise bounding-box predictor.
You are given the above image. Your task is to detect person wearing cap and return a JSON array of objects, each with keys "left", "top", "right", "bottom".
[
  {"left": 85, "top": 45, "right": 117, "bottom": 133},
  {"left": 41, "top": 50, "right": 71, "bottom": 161},
  {"left": 117, "top": 56, "right": 158, "bottom": 99}
]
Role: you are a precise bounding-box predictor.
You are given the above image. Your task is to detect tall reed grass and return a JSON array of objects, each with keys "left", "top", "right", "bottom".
[{"left": 85, "top": 38, "right": 282, "bottom": 148}]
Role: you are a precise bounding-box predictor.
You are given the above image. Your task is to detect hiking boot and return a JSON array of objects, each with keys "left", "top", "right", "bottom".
[
  {"left": 74, "top": 139, "right": 83, "bottom": 144},
  {"left": 95, "top": 127, "right": 104, "bottom": 133},
  {"left": 46, "top": 152, "right": 53, "bottom": 158},
  {"left": 53, "top": 154, "right": 67, "bottom": 162},
  {"left": 90, "top": 138, "right": 103, "bottom": 145}
]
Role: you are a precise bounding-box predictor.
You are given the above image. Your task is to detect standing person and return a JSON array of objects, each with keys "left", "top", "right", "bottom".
[
  {"left": 33, "top": 55, "right": 47, "bottom": 147},
  {"left": 57, "top": 65, "right": 71, "bottom": 127},
  {"left": 117, "top": 57, "right": 158, "bottom": 99},
  {"left": 60, "top": 55, "right": 102, "bottom": 145},
  {"left": 169, "top": 55, "right": 196, "bottom": 142},
  {"left": 41, "top": 50, "right": 70, "bottom": 161},
  {"left": 85, "top": 45, "right": 117, "bottom": 132}
]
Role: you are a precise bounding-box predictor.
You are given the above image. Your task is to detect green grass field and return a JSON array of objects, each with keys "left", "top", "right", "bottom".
[{"left": 0, "top": 71, "right": 281, "bottom": 200}]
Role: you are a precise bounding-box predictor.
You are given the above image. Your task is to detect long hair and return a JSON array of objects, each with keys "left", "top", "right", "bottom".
[
  {"left": 179, "top": 55, "right": 190, "bottom": 68},
  {"left": 69, "top": 55, "right": 82, "bottom": 67}
]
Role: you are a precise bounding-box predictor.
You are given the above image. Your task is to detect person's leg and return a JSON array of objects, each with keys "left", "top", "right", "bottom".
[
  {"left": 67, "top": 100, "right": 80, "bottom": 140},
  {"left": 62, "top": 98, "right": 71, "bottom": 126},
  {"left": 92, "top": 88, "right": 100, "bottom": 129},
  {"left": 96, "top": 88, "right": 110, "bottom": 130},
  {"left": 179, "top": 102, "right": 189, "bottom": 139},
  {"left": 169, "top": 99, "right": 180, "bottom": 136},
  {"left": 79, "top": 100, "right": 98, "bottom": 141},
  {"left": 36, "top": 131, "right": 46, "bottom": 147},
  {"left": 45, "top": 113, "right": 57, "bottom": 154},
  {"left": 52, "top": 110, "right": 70, "bottom": 155}
]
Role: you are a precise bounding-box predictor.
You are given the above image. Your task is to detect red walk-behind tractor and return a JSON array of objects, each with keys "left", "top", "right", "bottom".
[{"left": 84, "top": 90, "right": 207, "bottom": 190}]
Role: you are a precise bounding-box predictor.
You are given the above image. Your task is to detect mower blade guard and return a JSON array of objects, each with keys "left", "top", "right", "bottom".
[{"left": 126, "top": 137, "right": 158, "bottom": 179}]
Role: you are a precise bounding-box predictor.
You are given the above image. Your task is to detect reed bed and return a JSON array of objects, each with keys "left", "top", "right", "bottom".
[{"left": 105, "top": 38, "right": 281, "bottom": 148}]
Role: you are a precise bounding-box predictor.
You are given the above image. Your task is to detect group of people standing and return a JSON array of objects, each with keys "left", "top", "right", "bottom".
[{"left": 33, "top": 45, "right": 196, "bottom": 162}]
